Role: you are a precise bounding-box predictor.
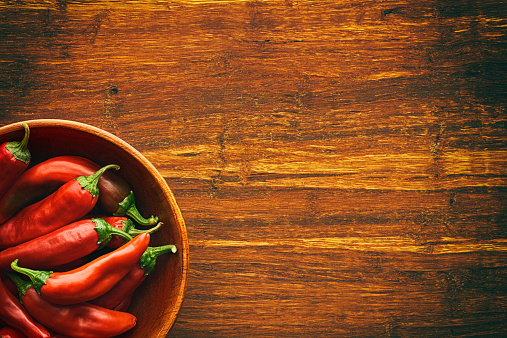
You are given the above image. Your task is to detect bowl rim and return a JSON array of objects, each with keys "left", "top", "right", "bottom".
[{"left": 0, "top": 119, "right": 189, "bottom": 337}]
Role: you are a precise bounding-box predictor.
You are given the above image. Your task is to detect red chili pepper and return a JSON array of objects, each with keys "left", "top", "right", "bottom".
[
  {"left": 0, "top": 155, "right": 158, "bottom": 225},
  {"left": 0, "top": 272, "right": 17, "bottom": 296},
  {"left": 0, "top": 275, "right": 50, "bottom": 338},
  {"left": 0, "top": 164, "right": 118, "bottom": 249},
  {"left": 90, "top": 244, "right": 177, "bottom": 309},
  {"left": 0, "top": 326, "right": 28, "bottom": 338},
  {"left": 0, "top": 123, "right": 30, "bottom": 199},
  {"left": 5, "top": 272, "right": 136, "bottom": 338},
  {"left": 0, "top": 218, "right": 132, "bottom": 270},
  {"left": 11, "top": 232, "right": 150, "bottom": 305},
  {"left": 101, "top": 216, "right": 162, "bottom": 248},
  {"left": 113, "top": 293, "right": 133, "bottom": 312}
]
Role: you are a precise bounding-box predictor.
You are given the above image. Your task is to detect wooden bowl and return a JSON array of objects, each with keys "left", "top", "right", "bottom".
[{"left": 0, "top": 119, "right": 188, "bottom": 338}]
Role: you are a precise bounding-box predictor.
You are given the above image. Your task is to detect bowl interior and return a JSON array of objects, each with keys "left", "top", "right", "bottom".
[{"left": 0, "top": 119, "right": 188, "bottom": 338}]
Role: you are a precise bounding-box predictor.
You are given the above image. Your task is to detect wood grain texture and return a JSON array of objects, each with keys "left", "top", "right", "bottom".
[{"left": 0, "top": 0, "right": 506, "bottom": 337}]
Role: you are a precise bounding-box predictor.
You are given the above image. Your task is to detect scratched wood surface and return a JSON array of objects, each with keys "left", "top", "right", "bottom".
[{"left": 0, "top": 0, "right": 506, "bottom": 336}]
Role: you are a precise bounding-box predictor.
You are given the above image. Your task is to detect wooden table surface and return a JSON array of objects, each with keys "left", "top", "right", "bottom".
[{"left": 1, "top": 1, "right": 506, "bottom": 337}]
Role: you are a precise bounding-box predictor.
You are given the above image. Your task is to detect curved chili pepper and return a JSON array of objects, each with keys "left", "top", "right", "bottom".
[
  {"left": 5, "top": 272, "right": 136, "bottom": 338},
  {"left": 0, "top": 326, "right": 28, "bottom": 338},
  {"left": 0, "top": 275, "right": 51, "bottom": 338},
  {"left": 0, "top": 155, "right": 158, "bottom": 225},
  {"left": 0, "top": 218, "right": 132, "bottom": 270},
  {"left": 11, "top": 232, "right": 150, "bottom": 305},
  {"left": 101, "top": 216, "right": 162, "bottom": 248},
  {"left": 0, "top": 123, "right": 30, "bottom": 199},
  {"left": 0, "top": 164, "right": 119, "bottom": 249},
  {"left": 90, "top": 244, "right": 177, "bottom": 309}
]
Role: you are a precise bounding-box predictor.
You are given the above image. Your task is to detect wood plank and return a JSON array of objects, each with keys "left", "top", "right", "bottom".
[{"left": 0, "top": 0, "right": 505, "bottom": 336}]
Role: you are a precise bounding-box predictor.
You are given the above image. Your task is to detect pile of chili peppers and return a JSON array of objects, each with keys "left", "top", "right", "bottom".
[{"left": 0, "top": 123, "right": 177, "bottom": 338}]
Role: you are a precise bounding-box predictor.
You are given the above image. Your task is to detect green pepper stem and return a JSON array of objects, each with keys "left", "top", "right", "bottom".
[
  {"left": 76, "top": 164, "right": 120, "bottom": 198},
  {"left": 129, "top": 221, "right": 163, "bottom": 236},
  {"left": 10, "top": 259, "right": 52, "bottom": 294},
  {"left": 92, "top": 218, "right": 133, "bottom": 247},
  {"left": 139, "top": 244, "right": 177, "bottom": 276},
  {"left": 126, "top": 203, "right": 159, "bottom": 227},
  {"left": 5, "top": 122, "right": 31, "bottom": 164},
  {"left": 115, "top": 191, "right": 159, "bottom": 226},
  {"left": 108, "top": 225, "right": 134, "bottom": 241},
  {"left": 4, "top": 270, "right": 32, "bottom": 297}
]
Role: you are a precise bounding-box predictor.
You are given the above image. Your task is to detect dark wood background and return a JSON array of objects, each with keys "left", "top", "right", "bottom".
[{"left": 1, "top": 0, "right": 506, "bottom": 336}]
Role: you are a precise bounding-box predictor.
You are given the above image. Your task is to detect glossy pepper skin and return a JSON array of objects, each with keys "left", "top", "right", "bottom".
[
  {"left": 91, "top": 244, "right": 177, "bottom": 309},
  {"left": 6, "top": 272, "right": 136, "bottom": 338},
  {"left": 0, "top": 218, "right": 132, "bottom": 270},
  {"left": 12, "top": 232, "right": 150, "bottom": 305},
  {"left": 0, "top": 155, "right": 89, "bottom": 225},
  {"left": 0, "top": 277, "right": 51, "bottom": 338},
  {"left": 0, "top": 155, "right": 158, "bottom": 226},
  {"left": 0, "top": 164, "right": 118, "bottom": 249},
  {"left": 0, "top": 326, "right": 29, "bottom": 338},
  {"left": 0, "top": 123, "right": 31, "bottom": 199}
]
